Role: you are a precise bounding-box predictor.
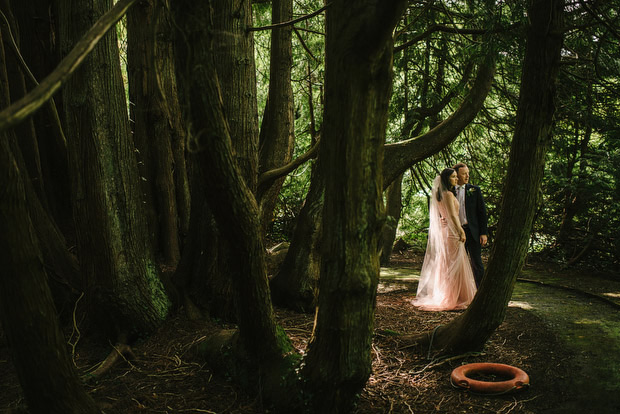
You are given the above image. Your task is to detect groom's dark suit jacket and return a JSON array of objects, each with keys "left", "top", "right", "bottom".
[{"left": 463, "top": 183, "right": 488, "bottom": 240}]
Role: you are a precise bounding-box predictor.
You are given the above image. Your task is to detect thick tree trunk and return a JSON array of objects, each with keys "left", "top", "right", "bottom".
[
  {"left": 59, "top": 0, "right": 170, "bottom": 338},
  {"left": 172, "top": 0, "right": 284, "bottom": 364},
  {"left": 258, "top": 0, "right": 295, "bottom": 235},
  {"left": 0, "top": 31, "right": 100, "bottom": 414},
  {"left": 301, "top": 2, "right": 407, "bottom": 412},
  {"left": 411, "top": 0, "right": 565, "bottom": 354},
  {"left": 0, "top": 140, "right": 101, "bottom": 414},
  {"left": 127, "top": 0, "right": 189, "bottom": 266},
  {"left": 172, "top": 0, "right": 262, "bottom": 322},
  {"left": 2, "top": 1, "right": 79, "bottom": 317}
]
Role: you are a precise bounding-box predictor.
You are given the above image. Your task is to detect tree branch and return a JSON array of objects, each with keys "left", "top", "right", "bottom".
[
  {"left": 394, "top": 23, "right": 519, "bottom": 54},
  {"left": 257, "top": 138, "right": 320, "bottom": 198},
  {"left": 248, "top": 4, "right": 329, "bottom": 32},
  {"left": 0, "top": 0, "right": 138, "bottom": 133},
  {"left": 0, "top": 8, "right": 67, "bottom": 146},
  {"left": 382, "top": 51, "right": 496, "bottom": 189}
]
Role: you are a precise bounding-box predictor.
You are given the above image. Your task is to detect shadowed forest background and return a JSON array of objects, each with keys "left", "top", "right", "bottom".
[{"left": 0, "top": 0, "right": 619, "bottom": 413}]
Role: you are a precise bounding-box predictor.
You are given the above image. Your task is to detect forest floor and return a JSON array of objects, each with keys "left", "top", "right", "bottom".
[{"left": 1, "top": 249, "right": 619, "bottom": 414}]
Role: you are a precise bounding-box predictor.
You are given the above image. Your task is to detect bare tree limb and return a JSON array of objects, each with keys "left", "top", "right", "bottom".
[
  {"left": 257, "top": 138, "right": 320, "bottom": 198},
  {"left": 248, "top": 4, "right": 328, "bottom": 32},
  {"left": 0, "top": 8, "right": 67, "bottom": 146},
  {"left": 382, "top": 51, "right": 496, "bottom": 189},
  {"left": 0, "top": 0, "right": 138, "bottom": 133}
]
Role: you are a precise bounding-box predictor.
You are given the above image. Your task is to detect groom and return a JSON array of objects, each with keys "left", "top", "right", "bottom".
[{"left": 453, "top": 163, "right": 488, "bottom": 287}]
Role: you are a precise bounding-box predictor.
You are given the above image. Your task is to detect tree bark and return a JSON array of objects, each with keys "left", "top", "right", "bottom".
[
  {"left": 2, "top": 0, "right": 79, "bottom": 317},
  {"left": 171, "top": 0, "right": 284, "bottom": 364},
  {"left": 10, "top": 0, "right": 72, "bottom": 226},
  {"left": 258, "top": 0, "right": 295, "bottom": 235},
  {"left": 301, "top": 1, "right": 407, "bottom": 412},
  {"left": 0, "top": 28, "right": 100, "bottom": 414},
  {"left": 1, "top": 1, "right": 47, "bottom": 211},
  {"left": 59, "top": 0, "right": 170, "bottom": 338},
  {"left": 270, "top": 154, "right": 324, "bottom": 312},
  {"left": 127, "top": 0, "right": 189, "bottom": 266},
  {"left": 409, "top": 0, "right": 565, "bottom": 354},
  {"left": 380, "top": 174, "right": 403, "bottom": 266}
]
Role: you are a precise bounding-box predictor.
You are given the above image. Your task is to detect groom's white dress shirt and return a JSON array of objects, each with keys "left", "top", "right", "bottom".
[{"left": 456, "top": 185, "right": 468, "bottom": 226}]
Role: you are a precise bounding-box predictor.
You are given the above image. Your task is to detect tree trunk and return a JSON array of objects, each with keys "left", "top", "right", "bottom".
[
  {"left": 301, "top": 2, "right": 407, "bottom": 412},
  {"left": 380, "top": 174, "right": 403, "bottom": 266},
  {"left": 10, "top": 0, "right": 72, "bottom": 227},
  {"left": 258, "top": 0, "right": 295, "bottom": 235},
  {"left": 0, "top": 30, "right": 100, "bottom": 414},
  {"left": 2, "top": 0, "right": 79, "bottom": 317},
  {"left": 59, "top": 0, "right": 170, "bottom": 338},
  {"left": 558, "top": 76, "right": 592, "bottom": 250},
  {"left": 127, "top": 0, "right": 189, "bottom": 266},
  {"left": 270, "top": 155, "right": 324, "bottom": 312},
  {"left": 172, "top": 0, "right": 262, "bottom": 322},
  {"left": 1, "top": 1, "right": 48, "bottom": 211},
  {"left": 411, "top": 0, "right": 565, "bottom": 354},
  {"left": 171, "top": 0, "right": 285, "bottom": 362}
]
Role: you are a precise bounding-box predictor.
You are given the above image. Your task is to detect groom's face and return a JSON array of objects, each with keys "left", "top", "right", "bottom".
[{"left": 457, "top": 166, "right": 470, "bottom": 186}]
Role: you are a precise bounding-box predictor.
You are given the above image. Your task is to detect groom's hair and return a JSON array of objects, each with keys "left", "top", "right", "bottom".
[{"left": 453, "top": 162, "right": 467, "bottom": 173}]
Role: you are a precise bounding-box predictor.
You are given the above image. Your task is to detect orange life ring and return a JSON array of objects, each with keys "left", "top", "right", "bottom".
[{"left": 450, "top": 363, "right": 530, "bottom": 394}]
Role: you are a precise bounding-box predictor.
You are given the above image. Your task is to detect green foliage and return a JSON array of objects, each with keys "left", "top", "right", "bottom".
[{"left": 256, "top": 0, "right": 619, "bottom": 272}]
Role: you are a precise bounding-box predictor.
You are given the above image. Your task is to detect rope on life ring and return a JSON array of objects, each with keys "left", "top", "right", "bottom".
[{"left": 450, "top": 363, "right": 530, "bottom": 395}]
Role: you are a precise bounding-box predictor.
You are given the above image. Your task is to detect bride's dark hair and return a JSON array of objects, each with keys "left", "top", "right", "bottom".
[{"left": 436, "top": 168, "right": 456, "bottom": 201}]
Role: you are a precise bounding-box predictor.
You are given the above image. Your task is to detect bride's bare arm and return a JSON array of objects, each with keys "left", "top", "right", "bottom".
[{"left": 444, "top": 192, "right": 466, "bottom": 242}]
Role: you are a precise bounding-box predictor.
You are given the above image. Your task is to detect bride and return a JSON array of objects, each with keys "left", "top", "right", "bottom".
[{"left": 413, "top": 168, "right": 477, "bottom": 311}]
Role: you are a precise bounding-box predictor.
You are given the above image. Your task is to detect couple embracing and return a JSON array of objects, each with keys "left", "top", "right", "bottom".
[{"left": 413, "top": 163, "right": 488, "bottom": 311}]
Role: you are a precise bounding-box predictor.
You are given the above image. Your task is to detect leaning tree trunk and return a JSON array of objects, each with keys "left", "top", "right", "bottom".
[
  {"left": 411, "top": 0, "right": 565, "bottom": 354},
  {"left": 127, "top": 0, "right": 190, "bottom": 266},
  {"left": 380, "top": 173, "right": 403, "bottom": 265},
  {"left": 257, "top": 0, "right": 295, "bottom": 235},
  {"left": 270, "top": 155, "right": 324, "bottom": 312},
  {"left": 59, "top": 0, "right": 170, "bottom": 338},
  {"left": 1, "top": 1, "right": 80, "bottom": 315},
  {"left": 1, "top": 2, "right": 46, "bottom": 208},
  {"left": 10, "top": 0, "right": 72, "bottom": 226},
  {"left": 172, "top": 0, "right": 260, "bottom": 322},
  {"left": 171, "top": 0, "right": 287, "bottom": 366},
  {"left": 301, "top": 1, "right": 407, "bottom": 412},
  {"left": 0, "top": 32, "right": 100, "bottom": 414}
]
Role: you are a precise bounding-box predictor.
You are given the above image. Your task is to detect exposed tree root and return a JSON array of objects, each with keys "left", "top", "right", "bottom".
[{"left": 84, "top": 342, "right": 136, "bottom": 381}]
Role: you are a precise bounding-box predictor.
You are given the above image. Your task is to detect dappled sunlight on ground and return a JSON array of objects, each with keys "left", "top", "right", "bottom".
[{"left": 508, "top": 300, "right": 534, "bottom": 310}]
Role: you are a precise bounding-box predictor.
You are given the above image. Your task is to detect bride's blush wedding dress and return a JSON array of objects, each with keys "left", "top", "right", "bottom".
[{"left": 413, "top": 177, "right": 477, "bottom": 311}]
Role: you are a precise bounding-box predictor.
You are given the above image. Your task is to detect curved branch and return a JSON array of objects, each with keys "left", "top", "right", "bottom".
[
  {"left": 257, "top": 139, "right": 320, "bottom": 198},
  {"left": 248, "top": 4, "right": 329, "bottom": 32},
  {"left": 0, "top": 0, "right": 138, "bottom": 133},
  {"left": 382, "top": 51, "right": 496, "bottom": 189},
  {"left": 394, "top": 23, "right": 519, "bottom": 54},
  {"left": 0, "top": 8, "right": 67, "bottom": 146}
]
